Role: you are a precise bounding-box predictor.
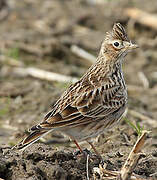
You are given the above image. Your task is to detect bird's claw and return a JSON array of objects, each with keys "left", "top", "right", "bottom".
[{"left": 73, "top": 148, "right": 92, "bottom": 157}]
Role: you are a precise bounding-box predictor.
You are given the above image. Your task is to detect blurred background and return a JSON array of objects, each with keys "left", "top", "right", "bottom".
[{"left": 0, "top": 0, "right": 157, "bottom": 177}]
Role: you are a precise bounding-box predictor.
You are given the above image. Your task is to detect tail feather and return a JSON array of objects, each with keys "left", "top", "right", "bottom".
[{"left": 14, "top": 130, "right": 48, "bottom": 150}]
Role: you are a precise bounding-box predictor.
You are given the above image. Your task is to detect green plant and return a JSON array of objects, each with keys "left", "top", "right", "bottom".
[
  {"left": 0, "top": 107, "right": 9, "bottom": 117},
  {"left": 124, "top": 118, "right": 144, "bottom": 136},
  {"left": 0, "top": 97, "right": 11, "bottom": 117},
  {"left": 6, "top": 47, "right": 19, "bottom": 60}
]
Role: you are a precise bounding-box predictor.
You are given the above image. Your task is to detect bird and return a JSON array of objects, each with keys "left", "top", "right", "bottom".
[{"left": 15, "top": 23, "right": 138, "bottom": 157}]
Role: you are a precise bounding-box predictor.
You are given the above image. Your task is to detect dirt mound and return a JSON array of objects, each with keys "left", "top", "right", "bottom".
[
  {"left": 0, "top": 144, "right": 100, "bottom": 180},
  {"left": 0, "top": 142, "right": 157, "bottom": 180}
]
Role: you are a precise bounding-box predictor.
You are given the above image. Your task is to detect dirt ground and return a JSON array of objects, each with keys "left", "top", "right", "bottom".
[{"left": 0, "top": 0, "right": 157, "bottom": 179}]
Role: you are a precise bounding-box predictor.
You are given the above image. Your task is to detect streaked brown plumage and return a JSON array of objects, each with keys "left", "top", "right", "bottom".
[{"left": 15, "top": 23, "right": 138, "bottom": 156}]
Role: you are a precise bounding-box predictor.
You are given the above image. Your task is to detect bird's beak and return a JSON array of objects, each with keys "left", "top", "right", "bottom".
[
  {"left": 123, "top": 41, "right": 139, "bottom": 50},
  {"left": 128, "top": 43, "right": 139, "bottom": 50}
]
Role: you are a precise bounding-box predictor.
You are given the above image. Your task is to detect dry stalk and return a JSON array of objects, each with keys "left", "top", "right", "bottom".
[
  {"left": 71, "top": 45, "right": 95, "bottom": 64},
  {"left": 12, "top": 67, "right": 78, "bottom": 83},
  {"left": 125, "top": 8, "right": 157, "bottom": 30},
  {"left": 120, "top": 131, "right": 149, "bottom": 180},
  {"left": 138, "top": 72, "right": 149, "bottom": 89},
  {"left": 93, "top": 131, "right": 149, "bottom": 180},
  {"left": 86, "top": 154, "right": 90, "bottom": 180}
]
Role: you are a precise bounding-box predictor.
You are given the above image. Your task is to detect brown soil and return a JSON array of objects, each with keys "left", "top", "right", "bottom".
[{"left": 0, "top": 0, "right": 157, "bottom": 179}]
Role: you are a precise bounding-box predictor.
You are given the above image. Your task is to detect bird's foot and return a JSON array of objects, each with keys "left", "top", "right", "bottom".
[
  {"left": 73, "top": 148, "right": 104, "bottom": 164},
  {"left": 74, "top": 148, "right": 92, "bottom": 157}
]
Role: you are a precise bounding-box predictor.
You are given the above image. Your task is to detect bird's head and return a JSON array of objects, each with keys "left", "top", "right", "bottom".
[{"left": 100, "top": 23, "right": 138, "bottom": 64}]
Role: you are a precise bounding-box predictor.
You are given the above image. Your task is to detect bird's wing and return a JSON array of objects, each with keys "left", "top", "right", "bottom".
[{"left": 31, "top": 77, "right": 126, "bottom": 130}]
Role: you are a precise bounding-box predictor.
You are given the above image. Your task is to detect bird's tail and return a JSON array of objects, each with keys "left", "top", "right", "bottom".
[{"left": 13, "top": 129, "right": 49, "bottom": 150}]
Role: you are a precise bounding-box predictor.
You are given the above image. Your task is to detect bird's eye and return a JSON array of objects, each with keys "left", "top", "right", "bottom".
[{"left": 113, "top": 42, "right": 120, "bottom": 47}]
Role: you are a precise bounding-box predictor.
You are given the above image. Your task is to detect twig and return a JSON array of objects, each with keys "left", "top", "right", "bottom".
[
  {"left": 128, "top": 109, "right": 156, "bottom": 127},
  {"left": 120, "top": 131, "right": 149, "bottom": 180},
  {"left": 93, "top": 131, "right": 149, "bottom": 180},
  {"left": 86, "top": 0, "right": 107, "bottom": 5},
  {"left": 149, "top": 171, "right": 157, "bottom": 177},
  {"left": 71, "top": 45, "right": 96, "bottom": 64},
  {"left": 138, "top": 72, "right": 149, "bottom": 89},
  {"left": 86, "top": 154, "right": 90, "bottom": 180},
  {"left": 125, "top": 8, "right": 157, "bottom": 30},
  {"left": 12, "top": 67, "right": 78, "bottom": 83}
]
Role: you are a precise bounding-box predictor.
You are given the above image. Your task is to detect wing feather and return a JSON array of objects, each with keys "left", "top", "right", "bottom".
[{"left": 36, "top": 80, "right": 126, "bottom": 130}]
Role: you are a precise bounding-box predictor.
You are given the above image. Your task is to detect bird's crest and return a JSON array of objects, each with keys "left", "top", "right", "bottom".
[{"left": 106, "top": 23, "right": 129, "bottom": 42}]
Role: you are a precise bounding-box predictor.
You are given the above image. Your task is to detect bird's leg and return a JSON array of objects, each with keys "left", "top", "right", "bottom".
[
  {"left": 73, "top": 139, "right": 91, "bottom": 157},
  {"left": 73, "top": 139, "right": 84, "bottom": 154},
  {"left": 87, "top": 141, "right": 103, "bottom": 160}
]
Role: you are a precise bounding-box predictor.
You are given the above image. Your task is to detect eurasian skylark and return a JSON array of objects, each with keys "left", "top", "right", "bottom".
[{"left": 15, "top": 23, "right": 138, "bottom": 157}]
